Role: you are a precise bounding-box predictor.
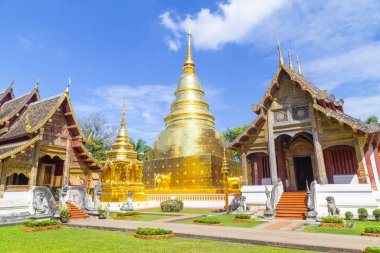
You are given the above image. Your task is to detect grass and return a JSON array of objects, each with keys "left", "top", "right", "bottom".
[
  {"left": 110, "top": 213, "right": 170, "bottom": 221},
  {"left": 141, "top": 208, "right": 214, "bottom": 214},
  {"left": 0, "top": 226, "right": 316, "bottom": 253},
  {"left": 178, "top": 214, "right": 265, "bottom": 228},
  {"left": 302, "top": 220, "right": 380, "bottom": 236}
]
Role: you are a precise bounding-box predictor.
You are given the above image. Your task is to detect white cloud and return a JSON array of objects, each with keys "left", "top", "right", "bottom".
[
  {"left": 17, "top": 36, "right": 33, "bottom": 49},
  {"left": 345, "top": 94, "right": 380, "bottom": 121},
  {"left": 160, "top": 0, "right": 287, "bottom": 50}
]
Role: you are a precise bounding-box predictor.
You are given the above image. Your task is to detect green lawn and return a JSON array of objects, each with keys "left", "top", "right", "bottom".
[
  {"left": 177, "top": 214, "right": 265, "bottom": 228},
  {"left": 141, "top": 208, "right": 214, "bottom": 214},
  {"left": 0, "top": 226, "right": 316, "bottom": 253},
  {"left": 110, "top": 213, "right": 170, "bottom": 221},
  {"left": 301, "top": 220, "right": 380, "bottom": 236}
]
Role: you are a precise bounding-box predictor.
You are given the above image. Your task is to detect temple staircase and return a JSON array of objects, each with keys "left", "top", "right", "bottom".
[
  {"left": 275, "top": 192, "right": 307, "bottom": 220},
  {"left": 67, "top": 202, "right": 89, "bottom": 220}
]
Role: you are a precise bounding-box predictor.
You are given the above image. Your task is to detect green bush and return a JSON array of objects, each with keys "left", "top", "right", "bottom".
[
  {"left": 192, "top": 217, "right": 221, "bottom": 224},
  {"left": 160, "top": 200, "right": 184, "bottom": 212},
  {"left": 364, "top": 227, "right": 380, "bottom": 234},
  {"left": 59, "top": 209, "right": 70, "bottom": 219},
  {"left": 373, "top": 209, "right": 380, "bottom": 217},
  {"left": 365, "top": 247, "right": 380, "bottom": 253},
  {"left": 234, "top": 213, "right": 251, "bottom": 219},
  {"left": 116, "top": 211, "right": 140, "bottom": 217},
  {"left": 344, "top": 211, "right": 353, "bottom": 219},
  {"left": 23, "top": 220, "right": 59, "bottom": 228},
  {"left": 135, "top": 227, "right": 172, "bottom": 235},
  {"left": 321, "top": 217, "right": 345, "bottom": 223},
  {"left": 358, "top": 208, "right": 368, "bottom": 217},
  {"left": 256, "top": 215, "right": 264, "bottom": 219}
]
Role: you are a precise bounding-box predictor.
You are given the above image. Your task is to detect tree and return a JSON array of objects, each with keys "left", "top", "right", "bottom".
[
  {"left": 223, "top": 124, "right": 249, "bottom": 162},
  {"left": 365, "top": 115, "right": 378, "bottom": 124},
  {"left": 130, "top": 138, "right": 152, "bottom": 161},
  {"left": 79, "top": 113, "right": 116, "bottom": 161}
]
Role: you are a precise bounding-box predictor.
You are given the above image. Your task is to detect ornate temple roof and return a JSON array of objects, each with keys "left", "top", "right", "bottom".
[
  {"left": 0, "top": 135, "right": 40, "bottom": 160},
  {"left": 0, "top": 82, "right": 15, "bottom": 106},
  {"left": 230, "top": 46, "right": 379, "bottom": 149}
]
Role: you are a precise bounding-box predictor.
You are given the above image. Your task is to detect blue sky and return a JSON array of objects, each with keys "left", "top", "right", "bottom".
[{"left": 0, "top": 0, "right": 379, "bottom": 145}]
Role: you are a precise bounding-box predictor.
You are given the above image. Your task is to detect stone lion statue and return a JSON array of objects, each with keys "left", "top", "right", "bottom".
[
  {"left": 120, "top": 192, "right": 134, "bottom": 211},
  {"left": 238, "top": 196, "right": 248, "bottom": 213},
  {"left": 154, "top": 173, "right": 172, "bottom": 190},
  {"left": 227, "top": 176, "right": 243, "bottom": 190},
  {"left": 326, "top": 196, "right": 340, "bottom": 216},
  {"left": 33, "top": 192, "right": 47, "bottom": 214},
  {"left": 94, "top": 181, "right": 102, "bottom": 208}
]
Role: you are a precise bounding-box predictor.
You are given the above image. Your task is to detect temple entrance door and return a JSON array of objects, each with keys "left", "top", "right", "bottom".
[
  {"left": 294, "top": 156, "right": 313, "bottom": 191},
  {"left": 38, "top": 164, "right": 56, "bottom": 189}
]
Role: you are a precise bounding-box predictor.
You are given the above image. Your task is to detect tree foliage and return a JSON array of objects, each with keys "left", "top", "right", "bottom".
[
  {"left": 365, "top": 115, "right": 378, "bottom": 124},
  {"left": 223, "top": 124, "right": 249, "bottom": 162},
  {"left": 79, "top": 113, "right": 116, "bottom": 161},
  {"left": 130, "top": 138, "right": 152, "bottom": 161}
]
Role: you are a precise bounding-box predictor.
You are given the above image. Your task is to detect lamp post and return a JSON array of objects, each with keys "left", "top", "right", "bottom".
[{"left": 222, "top": 148, "right": 230, "bottom": 211}]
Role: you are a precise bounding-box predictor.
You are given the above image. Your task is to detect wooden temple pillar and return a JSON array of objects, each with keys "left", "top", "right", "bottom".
[
  {"left": 29, "top": 141, "right": 41, "bottom": 190},
  {"left": 63, "top": 139, "right": 72, "bottom": 182},
  {"left": 372, "top": 138, "right": 380, "bottom": 183},
  {"left": 83, "top": 168, "right": 89, "bottom": 193},
  {"left": 257, "top": 154, "right": 264, "bottom": 185},
  {"left": 309, "top": 105, "right": 328, "bottom": 184},
  {"left": 241, "top": 152, "right": 248, "bottom": 186},
  {"left": 267, "top": 110, "right": 279, "bottom": 184},
  {"left": 364, "top": 143, "right": 377, "bottom": 190},
  {"left": 275, "top": 136, "right": 286, "bottom": 189},
  {"left": 0, "top": 161, "right": 7, "bottom": 198},
  {"left": 353, "top": 134, "right": 369, "bottom": 183}
]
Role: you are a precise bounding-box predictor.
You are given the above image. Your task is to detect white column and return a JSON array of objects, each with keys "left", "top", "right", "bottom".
[{"left": 267, "top": 110, "right": 278, "bottom": 184}]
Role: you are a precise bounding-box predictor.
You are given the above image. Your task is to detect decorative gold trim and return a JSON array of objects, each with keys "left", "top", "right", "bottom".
[{"left": 0, "top": 135, "right": 40, "bottom": 160}]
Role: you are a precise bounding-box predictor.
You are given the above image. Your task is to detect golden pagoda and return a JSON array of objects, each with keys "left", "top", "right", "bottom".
[
  {"left": 101, "top": 99, "right": 148, "bottom": 201},
  {"left": 143, "top": 29, "right": 241, "bottom": 194}
]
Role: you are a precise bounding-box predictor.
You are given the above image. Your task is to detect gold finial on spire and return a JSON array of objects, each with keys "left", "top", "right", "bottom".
[
  {"left": 121, "top": 97, "right": 126, "bottom": 128},
  {"left": 277, "top": 39, "right": 284, "bottom": 66},
  {"left": 66, "top": 77, "right": 71, "bottom": 93},
  {"left": 288, "top": 49, "right": 293, "bottom": 71},
  {"left": 35, "top": 77, "right": 40, "bottom": 89},
  {"left": 297, "top": 54, "right": 302, "bottom": 76},
  {"left": 10, "top": 78, "right": 14, "bottom": 87},
  {"left": 183, "top": 27, "right": 195, "bottom": 74}
]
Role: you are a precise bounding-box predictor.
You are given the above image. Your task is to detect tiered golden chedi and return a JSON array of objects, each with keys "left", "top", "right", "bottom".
[
  {"left": 143, "top": 30, "right": 241, "bottom": 193},
  {"left": 101, "top": 100, "right": 147, "bottom": 201}
]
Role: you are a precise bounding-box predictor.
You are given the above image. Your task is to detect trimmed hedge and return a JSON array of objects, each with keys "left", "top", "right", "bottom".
[
  {"left": 23, "top": 220, "right": 59, "bottom": 228},
  {"left": 373, "top": 209, "right": 380, "bottom": 217},
  {"left": 193, "top": 217, "right": 221, "bottom": 224},
  {"left": 234, "top": 213, "right": 251, "bottom": 219},
  {"left": 365, "top": 247, "right": 380, "bottom": 253},
  {"left": 364, "top": 227, "right": 380, "bottom": 234},
  {"left": 136, "top": 227, "right": 173, "bottom": 235},
  {"left": 115, "top": 211, "right": 140, "bottom": 217},
  {"left": 345, "top": 211, "right": 353, "bottom": 219},
  {"left": 321, "top": 217, "right": 345, "bottom": 224},
  {"left": 358, "top": 208, "right": 368, "bottom": 217},
  {"left": 160, "top": 200, "right": 184, "bottom": 212}
]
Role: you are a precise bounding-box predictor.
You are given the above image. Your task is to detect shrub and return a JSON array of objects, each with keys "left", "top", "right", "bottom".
[
  {"left": 234, "top": 213, "right": 251, "bottom": 219},
  {"left": 116, "top": 211, "right": 140, "bottom": 217},
  {"left": 160, "top": 200, "right": 184, "bottom": 212},
  {"left": 256, "top": 215, "right": 264, "bottom": 219},
  {"left": 364, "top": 227, "right": 380, "bottom": 234},
  {"left": 136, "top": 227, "right": 172, "bottom": 235},
  {"left": 23, "top": 220, "right": 59, "bottom": 228},
  {"left": 59, "top": 209, "right": 70, "bottom": 219},
  {"left": 358, "top": 208, "right": 368, "bottom": 217},
  {"left": 321, "top": 217, "right": 345, "bottom": 224},
  {"left": 365, "top": 247, "right": 380, "bottom": 253},
  {"left": 345, "top": 211, "right": 353, "bottom": 219},
  {"left": 192, "top": 217, "right": 221, "bottom": 224},
  {"left": 373, "top": 209, "right": 380, "bottom": 217}
]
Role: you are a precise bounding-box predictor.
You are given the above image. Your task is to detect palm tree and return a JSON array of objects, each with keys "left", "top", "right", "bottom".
[{"left": 130, "top": 138, "right": 152, "bottom": 161}]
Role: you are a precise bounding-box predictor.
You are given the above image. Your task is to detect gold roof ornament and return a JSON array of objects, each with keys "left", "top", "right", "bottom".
[
  {"left": 25, "top": 113, "right": 32, "bottom": 133},
  {"left": 183, "top": 27, "right": 195, "bottom": 74},
  {"left": 35, "top": 77, "right": 40, "bottom": 89},
  {"left": 297, "top": 54, "right": 302, "bottom": 76},
  {"left": 66, "top": 77, "right": 71, "bottom": 93},
  {"left": 288, "top": 50, "right": 293, "bottom": 71},
  {"left": 277, "top": 39, "right": 284, "bottom": 66}
]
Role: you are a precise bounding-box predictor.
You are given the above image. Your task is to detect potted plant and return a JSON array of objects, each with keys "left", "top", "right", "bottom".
[
  {"left": 59, "top": 209, "right": 70, "bottom": 223},
  {"left": 98, "top": 206, "right": 107, "bottom": 219},
  {"left": 358, "top": 208, "right": 368, "bottom": 221},
  {"left": 345, "top": 211, "right": 354, "bottom": 220},
  {"left": 373, "top": 209, "right": 380, "bottom": 221}
]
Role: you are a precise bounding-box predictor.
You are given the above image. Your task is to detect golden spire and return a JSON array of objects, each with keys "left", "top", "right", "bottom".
[
  {"left": 183, "top": 27, "right": 195, "bottom": 74},
  {"left": 297, "top": 54, "right": 302, "bottom": 76},
  {"left": 277, "top": 39, "right": 284, "bottom": 66},
  {"left": 288, "top": 50, "right": 293, "bottom": 71},
  {"left": 121, "top": 97, "right": 126, "bottom": 128}
]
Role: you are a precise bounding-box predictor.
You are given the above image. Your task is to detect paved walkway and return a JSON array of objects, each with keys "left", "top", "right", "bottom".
[{"left": 66, "top": 218, "right": 380, "bottom": 253}]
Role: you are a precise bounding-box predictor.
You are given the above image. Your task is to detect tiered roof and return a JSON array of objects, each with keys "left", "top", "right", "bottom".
[{"left": 231, "top": 48, "right": 379, "bottom": 149}]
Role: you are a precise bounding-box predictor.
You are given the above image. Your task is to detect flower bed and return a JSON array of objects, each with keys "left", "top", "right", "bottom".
[
  {"left": 320, "top": 217, "right": 346, "bottom": 228},
  {"left": 112, "top": 211, "right": 141, "bottom": 220},
  {"left": 233, "top": 213, "right": 254, "bottom": 222},
  {"left": 21, "top": 220, "right": 61, "bottom": 232},
  {"left": 361, "top": 227, "right": 380, "bottom": 237},
  {"left": 192, "top": 217, "right": 222, "bottom": 226},
  {"left": 133, "top": 227, "right": 175, "bottom": 239},
  {"left": 364, "top": 246, "right": 380, "bottom": 253}
]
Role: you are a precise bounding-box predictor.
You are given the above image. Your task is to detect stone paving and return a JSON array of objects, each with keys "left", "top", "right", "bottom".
[{"left": 66, "top": 215, "right": 380, "bottom": 253}]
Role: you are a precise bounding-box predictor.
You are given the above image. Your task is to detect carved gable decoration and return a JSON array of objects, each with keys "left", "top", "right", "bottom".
[
  {"left": 292, "top": 107, "right": 309, "bottom": 120},
  {"left": 274, "top": 110, "right": 288, "bottom": 122}
]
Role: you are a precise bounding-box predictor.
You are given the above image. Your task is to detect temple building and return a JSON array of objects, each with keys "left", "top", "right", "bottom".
[
  {"left": 0, "top": 81, "right": 102, "bottom": 223},
  {"left": 143, "top": 30, "right": 241, "bottom": 200},
  {"left": 100, "top": 99, "right": 147, "bottom": 202},
  {"left": 230, "top": 44, "right": 380, "bottom": 218}
]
